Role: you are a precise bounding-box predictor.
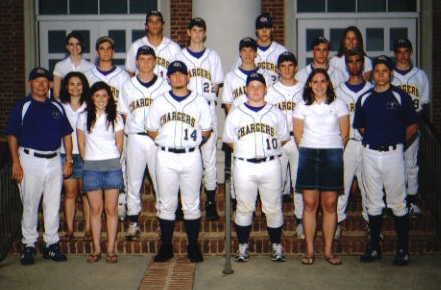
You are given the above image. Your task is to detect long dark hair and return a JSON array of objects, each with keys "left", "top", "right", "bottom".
[
  {"left": 302, "top": 68, "right": 336, "bottom": 105},
  {"left": 86, "top": 81, "right": 117, "bottom": 133},
  {"left": 59, "top": 72, "right": 89, "bottom": 105},
  {"left": 337, "top": 26, "right": 366, "bottom": 57}
]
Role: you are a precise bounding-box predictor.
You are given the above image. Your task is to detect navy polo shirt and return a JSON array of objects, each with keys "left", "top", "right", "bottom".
[
  {"left": 6, "top": 96, "right": 73, "bottom": 151},
  {"left": 353, "top": 86, "right": 418, "bottom": 147}
]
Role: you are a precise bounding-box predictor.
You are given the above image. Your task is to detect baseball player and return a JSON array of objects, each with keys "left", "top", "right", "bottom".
[
  {"left": 146, "top": 61, "right": 212, "bottom": 263},
  {"left": 85, "top": 36, "right": 131, "bottom": 221},
  {"left": 354, "top": 55, "right": 419, "bottom": 265},
  {"left": 174, "top": 17, "right": 224, "bottom": 221},
  {"left": 125, "top": 10, "right": 181, "bottom": 79},
  {"left": 118, "top": 45, "right": 169, "bottom": 240},
  {"left": 232, "top": 13, "right": 288, "bottom": 85},
  {"left": 296, "top": 36, "right": 346, "bottom": 89},
  {"left": 223, "top": 72, "right": 290, "bottom": 262},
  {"left": 334, "top": 49, "right": 372, "bottom": 240},
  {"left": 265, "top": 51, "right": 305, "bottom": 239},
  {"left": 6, "top": 67, "right": 72, "bottom": 265},
  {"left": 329, "top": 26, "right": 373, "bottom": 81},
  {"left": 392, "top": 38, "right": 430, "bottom": 217}
]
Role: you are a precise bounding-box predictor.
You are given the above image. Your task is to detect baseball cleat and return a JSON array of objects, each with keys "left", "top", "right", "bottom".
[
  {"left": 334, "top": 223, "right": 345, "bottom": 240},
  {"left": 43, "top": 243, "right": 67, "bottom": 262},
  {"left": 409, "top": 203, "right": 422, "bottom": 218},
  {"left": 392, "top": 249, "right": 410, "bottom": 266},
  {"left": 187, "top": 243, "right": 204, "bottom": 263},
  {"left": 20, "top": 246, "right": 35, "bottom": 265},
  {"left": 271, "top": 243, "right": 286, "bottom": 262},
  {"left": 234, "top": 243, "right": 249, "bottom": 262},
  {"left": 360, "top": 246, "right": 382, "bottom": 263},
  {"left": 125, "top": 222, "right": 141, "bottom": 241}
]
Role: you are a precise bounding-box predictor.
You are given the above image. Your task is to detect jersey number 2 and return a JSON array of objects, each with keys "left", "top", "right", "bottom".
[{"left": 184, "top": 129, "right": 197, "bottom": 141}]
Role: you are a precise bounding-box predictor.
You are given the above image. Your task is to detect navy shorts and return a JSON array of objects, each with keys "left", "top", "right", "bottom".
[
  {"left": 60, "top": 154, "right": 83, "bottom": 179},
  {"left": 296, "top": 148, "right": 344, "bottom": 193},
  {"left": 82, "top": 169, "right": 124, "bottom": 192}
]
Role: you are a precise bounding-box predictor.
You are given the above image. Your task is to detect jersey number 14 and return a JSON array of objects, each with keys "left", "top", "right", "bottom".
[{"left": 184, "top": 128, "right": 197, "bottom": 141}]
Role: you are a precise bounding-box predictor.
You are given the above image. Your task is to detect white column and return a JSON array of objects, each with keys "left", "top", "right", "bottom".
[{"left": 193, "top": 0, "right": 261, "bottom": 183}]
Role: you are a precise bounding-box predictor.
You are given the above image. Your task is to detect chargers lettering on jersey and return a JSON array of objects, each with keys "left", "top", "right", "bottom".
[
  {"left": 130, "top": 98, "right": 153, "bottom": 112},
  {"left": 156, "top": 57, "right": 170, "bottom": 69},
  {"left": 110, "top": 86, "right": 120, "bottom": 100},
  {"left": 258, "top": 62, "right": 277, "bottom": 73},
  {"left": 188, "top": 68, "right": 212, "bottom": 81},
  {"left": 160, "top": 112, "right": 196, "bottom": 127},
  {"left": 276, "top": 101, "right": 296, "bottom": 111},
  {"left": 396, "top": 84, "right": 419, "bottom": 97},
  {"left": 233, "top": 86, "right": 246, "bottom": 100},
  {"left": 237, "top": 123, "right": 275, "bottom": 139}
]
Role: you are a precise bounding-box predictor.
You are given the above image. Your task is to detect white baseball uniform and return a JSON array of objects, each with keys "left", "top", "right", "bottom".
[
  {"left": 223, "top": 102, "right": 290, "bottom": 228},
  {"left": 232, "top": 41, "right": 287, "bottom": 84},
  {"left": 296, "top": 64, "right": 346, "bottom": 89},
  {"left": 85, "top": 66, "right": 131, "bottom": 101},
  {"left": 392, "top": 67, "right": 430, "bottom": 196},
  {"left": 125, "top": 36, "right": 181, "bottom": 78},
  {"left": 266, "top": 81, "right": 304, "bottom": 219},
  {"left": 174, "top": 47, "right": 224, "bottom": 191},
  {"left": 336, "top": 81, "right": 373, "bottom": 223},
  {"left": 329, "top": 55, "right": 373, "bottom": 81},
  {"left": 146, "top": 91, "right": 212, "bottom": 221},
  {"left": 118, "top": 75, "right": 169, "bottom": 216}
]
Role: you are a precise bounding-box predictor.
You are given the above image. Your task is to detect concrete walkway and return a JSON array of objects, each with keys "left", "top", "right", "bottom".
[{"left": 1, "top": 254, "right": 441, "bottom": 290}]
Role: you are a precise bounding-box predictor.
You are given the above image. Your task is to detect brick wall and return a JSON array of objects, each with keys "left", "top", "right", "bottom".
[
  {"left": 170, "top": 0, "right": 193, "bottom": 47},
  {"left": 0, "top": 1, "right": 25, "bottom": 140},
  {"left": 432, "top": 2, "right": 441, "bottom": 131},
  {"left": 262, "top": 0, "right": 285, "bottom": 45}
]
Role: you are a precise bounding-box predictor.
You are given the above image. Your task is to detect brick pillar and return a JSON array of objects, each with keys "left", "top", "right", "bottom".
[{"left": 432, "top": 1, "right": 441, "bottom": 131}]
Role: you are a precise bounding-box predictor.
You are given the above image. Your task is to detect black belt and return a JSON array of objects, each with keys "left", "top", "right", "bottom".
[
  {"left": 207, "top": 100, "right": 217, "bottom": 106},
  {"left": 24, "top": 149, "right": 57, "bottom": 159},
  {"left": 235, "top": 156, "right": 277, "bottom": 163},
  {"left": 160, "top": 147, "right": 196, "bottom": 154},
  {"left": 364, "top": 144, "right": 397, "bottom": 152},
  {"left": 137, "top": 132, "right": 149, "bottom": 136}
]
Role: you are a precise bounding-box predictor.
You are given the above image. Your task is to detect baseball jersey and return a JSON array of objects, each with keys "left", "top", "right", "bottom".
[
  {"left": 391, "top": 66, "right": 430, "bottom": 112},
  {"left": 353, "top": 85, "right": 419, "bottom": 146},
  {"left": 146, "top": 91, "right": 213, "bottom": 148},
  {"left": 77, "top": 112, "right": 124, "bottom": 161},
  {"left": 59, "top": 102, "right": 87, "bottom": 154},
  {"left": 125, "top": 36, "right": 181, "bottom": 78},
  {"left": 222, "top": 67, "right": 272, "bottom": 108},
  {"left": 293, "top": 98, "right": 349, "bottom": 149},
  {"left": 174, "top": 48, "right": 224, "bottom": 102},
  {"left": 85, "top": 66, "right": 130, "bottom": 101},
  {"left": 266, "top": 81, "right": 304, "bottom": 132},
  {"left": 232, "top": 41, "right": 287, "bottom": 84},
  {"left": 329, "top": 55, "right": 373, "bottom": 81},
  {"left": 223, "top": 103, "right": 290, "bottom": 158},
  {"left": 296, "top": 64, "right": 346, "bottom": 89},
  {"left": 118, "top": 75, "right": 169, "bottom": 134},
  {"left": 6, "top": 96, "right": 73, "bottom": 151},
  {"left": 336, "top": 81, "right": 373, "bottom": 141},
  {"left": 53, "top": 57, "right": 95, "bottom": 79}
]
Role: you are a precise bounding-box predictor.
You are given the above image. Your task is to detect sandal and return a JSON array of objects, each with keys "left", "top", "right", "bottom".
[
  {"left": 301, "top": 255, "right": 315, "bottom": 265},
  {"left": 84, "top": 232, "right": 92, "bottom": 241},
  {"left": 106, "top": 252, "right": 118, "bottom": 264},
  {"left": 325, "top": 256, "right": 342, "bottom": 266},
  {"left": 87, "top": 253, "right": 101, "bottom": 263},
  {"left": 61, "top": 232, "right": 74, "bottom": 242}
]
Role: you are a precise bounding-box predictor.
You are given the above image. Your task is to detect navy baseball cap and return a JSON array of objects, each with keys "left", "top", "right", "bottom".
[
  {"left": 239, "top": 37, "right": 257, "bottom": 51},
  {"left": 393, "top": 38, "right": 413, "bottom": 52},
  {"left": 277, "top": 51, "right": 298, "bottom": 66},
  {"left": 188, "top": 17, "right": 206, "bottom": 30},
  {"left": 29, "top": 67, "right": 53, "bottom": 81},
  {"left": 311, "top": 36, "right": 330, "bottom": 50},
  {"left": 373, "top": 55, "right": 394, "bottom": 71},
  {"left": 255, "top": 13, "right": 273, "bottom": 29},
  {"left": 246, "top": 72, "right": 266, "bottom": 86},
  {"left": 95, "top": 36, "right": 114, "bottom": 50},
  {"left": 136, "top": 45, "right": 156, "bottom": 58},
  {"left": 146, "top": 10, "right": 164, "bottom": 22},
  {"left": 167, "top": 61, "right": 188, "bottom": 77}
]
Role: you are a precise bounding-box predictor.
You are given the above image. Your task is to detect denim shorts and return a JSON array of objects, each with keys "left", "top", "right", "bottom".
[
  {"left": 60, "top": 154, "right": 83, "bottom": 179},
  {"left": 296, "top": 148, "right": 344, "bottom": 193},
  {"left": 82, "top": 168, "right": 124, "bottom": 192}
]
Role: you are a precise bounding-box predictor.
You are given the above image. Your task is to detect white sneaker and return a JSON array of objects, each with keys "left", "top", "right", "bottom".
[
  {"left": 118, "top": 192, "right": 127, "bottom": 221},
  {"left": 334, "top": 223, "right": 345, "bottom": 240},
  {"left": 409, "top": 203, "right": 422, "bottom": 218},
  {"left": 271, "top": 243, "right": 286, "bottom": 262},
  {"left": 296, "top": 223, "right": 305, "bottom": 240},
  {"left": 234, "top": 243, "right": 249, "bottom": 262},
  {"left": 125, "top": 222, "right": 141, "bottom": 241}
]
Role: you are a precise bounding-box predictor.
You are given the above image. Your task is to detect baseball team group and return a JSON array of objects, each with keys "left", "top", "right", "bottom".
[{"left": 6, "top": 10, "right": 429, "bottom": 268}]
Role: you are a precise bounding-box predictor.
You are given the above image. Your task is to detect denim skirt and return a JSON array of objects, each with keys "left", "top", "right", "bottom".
[
  {"left": 82, "top": 168, "right": 124, "bottom": 192},
  {"left": 60, "top": 154, "right": 83, "bottom": 179}
]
